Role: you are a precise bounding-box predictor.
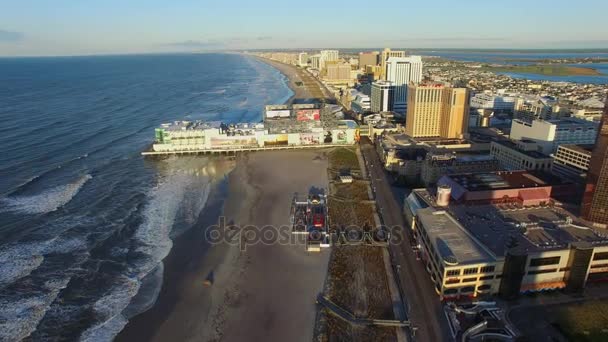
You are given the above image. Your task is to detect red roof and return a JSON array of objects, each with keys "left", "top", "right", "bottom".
[{"left": 518, "top": 188, "right": 550, "bottom": 202}]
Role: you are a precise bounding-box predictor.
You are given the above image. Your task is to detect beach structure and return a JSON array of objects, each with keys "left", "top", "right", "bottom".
[
  {"left": 143, "top": 104, "right": 360, "bottom": 155},
  {"left": 290, "top": 192, "right": 330, "bottom": 252}
]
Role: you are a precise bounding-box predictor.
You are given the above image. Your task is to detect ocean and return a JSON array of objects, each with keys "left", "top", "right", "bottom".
[{"left": 0, "top": 53, "right": 293, "bottom": 341}]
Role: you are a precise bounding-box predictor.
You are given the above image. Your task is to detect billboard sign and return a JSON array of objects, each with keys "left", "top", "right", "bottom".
[
  {"left": 334, "top": 130, "right": 348, "bottom": 143},
  {"left": 300, "top": 133, "right": 320, "bottom": 145},
  {"left": 266, "top": 110, "right": 291, "bottom": 119},
  {"left": 210, "top": 136, "right": 258, "bottom": 148},
  {"left": 264, "top": 134, "right": 288, "bottom": 146},
  {"left": 296, "top": 109, "right": 320, "bottom": 121}
]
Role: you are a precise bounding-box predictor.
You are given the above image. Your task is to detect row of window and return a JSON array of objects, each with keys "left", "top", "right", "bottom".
[{"left": 445, "top": 265, "right": 496, "bottom": 277}]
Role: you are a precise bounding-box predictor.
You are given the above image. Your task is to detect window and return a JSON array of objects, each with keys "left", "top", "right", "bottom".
[
  {"left": 446, "top": 278, "right": 460, "bottom": 284},
  {"left": 593, "top": 252, "right": 608, "bottom": 261},
  {"left": 528, "top": 268, "right": 558, "bottom": 275},
  {"left": 462, "top": 277, "right": 477, "bottom": 283},
  {"left": 529, "top": 256, "right": 560, "bottom": 267},
  {"left": 463, "top": 267, "right": 478, "bottom": 275},
  {"left": 446, "top": 269, "right": 460, "bottom": 277},
  {"left": 480, "top": 265, "right": 495, "bottom": 273},
  {"left": 480, "top": 275, "right": 494, "bottom": 280},
  {"left": 461, "top": 286, "right": 475, "bottom": 293},
  {"left": 478, "top": 284, "right": 492, "bottom": 291}
]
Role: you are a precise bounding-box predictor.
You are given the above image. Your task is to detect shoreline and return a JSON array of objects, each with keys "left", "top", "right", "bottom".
[
  {"left": 115, "top": 160, "right": 236, "bottom": 342},
  {"left": 117, "top": 149, "right": 333, "bottom": 341},
  {"left": 116, "top": 55, "right": 334, "bottom": 342},
  {"left": 253, "top": 55, "right": 334, "bottom": 104}
]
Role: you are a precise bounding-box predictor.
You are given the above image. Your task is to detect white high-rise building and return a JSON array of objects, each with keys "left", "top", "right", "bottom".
[
  {"left": 371, "top": 81, "right": 395, "bottom": 113},
  {"left": 298, "top": 52, "right": 309, "bottom": 67},
  {"left": 385, "top": 56, "right": 423, "bottom": 114},
  {"left": 320, "top": 50, "right": 339, "bottom": 70}
]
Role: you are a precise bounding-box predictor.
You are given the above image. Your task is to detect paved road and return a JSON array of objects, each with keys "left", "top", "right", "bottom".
[{"left": 360, "top": 138, "right": 452, "bottom": 342}]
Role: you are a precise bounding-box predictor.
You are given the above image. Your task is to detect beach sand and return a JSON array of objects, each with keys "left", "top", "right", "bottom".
[
  {"left": 257, "top": 57, "right": 333, "bottom": 104},
  {"left": 118, "top": 150, "right": 331, "bottom": 342}
]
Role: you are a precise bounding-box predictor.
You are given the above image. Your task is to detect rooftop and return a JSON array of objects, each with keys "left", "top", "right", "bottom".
[
  {"left": 416, "top": 207, "right": 495, "bottom": 265},
  {"left": 410, "top": 188, "right": 608, "bottom": 259},
  {"left": 493, "top": 140, "right": 551, "bottom": 159},
  {"left": 450, "top": 204, "right": 608, "bottom": 257},
  {"left": 441, "top": 171, "right": 548, "bottom": 192}
]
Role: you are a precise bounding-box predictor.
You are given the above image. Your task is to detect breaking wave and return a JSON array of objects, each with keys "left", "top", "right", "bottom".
[{"left": 2, "top": 174, "right": 92, "bottom": 214}]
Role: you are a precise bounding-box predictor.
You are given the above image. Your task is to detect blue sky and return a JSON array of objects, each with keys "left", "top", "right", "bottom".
[{"left": 1, "top": 0, "right": 608, "bottom": 56}]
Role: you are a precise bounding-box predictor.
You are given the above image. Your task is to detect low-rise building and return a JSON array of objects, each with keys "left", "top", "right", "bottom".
[
  {"left": 404, "top": 182, "right": 608, "bottom": 301},
  {"left": 490, "top": 140, "right": 553, "bottom": 171}
]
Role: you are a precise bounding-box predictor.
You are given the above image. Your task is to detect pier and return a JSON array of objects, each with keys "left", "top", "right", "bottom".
[{"left": 141, "top": 143, "right": 353, "bottom": 156}]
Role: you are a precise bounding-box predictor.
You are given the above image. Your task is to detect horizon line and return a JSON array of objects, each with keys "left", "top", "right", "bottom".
[{"left": 2, "top": 47, "right": 608, "bottom": 59}]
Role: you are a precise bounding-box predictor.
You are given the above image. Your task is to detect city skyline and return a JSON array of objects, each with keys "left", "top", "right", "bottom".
[{"left": 1, "top": 0, "right": 608, "bottom": 56}]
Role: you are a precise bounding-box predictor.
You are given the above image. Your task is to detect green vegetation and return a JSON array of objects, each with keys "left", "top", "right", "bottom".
[
  {"left": 329, "top": 147, "right": 360, "bottom": 171},
  {"left": 483, "top": 64, "right": 601, "bottom": 76},
  {"left": 554, "top": 300, "right": 608, "bottom": 342}
]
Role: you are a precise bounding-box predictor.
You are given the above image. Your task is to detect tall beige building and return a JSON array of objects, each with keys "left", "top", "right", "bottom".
[
  {"left": 380, "top": 48, "right": 406, "bottom": 80},
  {"left": 359, "top": 51, "right": 379, "bottom": 68},
  {"left": 325, "top": 62, "right": 352, "bottom": 81},
  {"left": 405, "top": 84, "right": 470, "bottom": 139}
]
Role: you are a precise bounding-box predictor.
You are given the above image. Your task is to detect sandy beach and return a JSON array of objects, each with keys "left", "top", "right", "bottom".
[
  {"left": 257, "top": 57, "right": 334, "bottom": 104},
  {"left": 117, "top": 150, "right": 331, "bottom": 341}
]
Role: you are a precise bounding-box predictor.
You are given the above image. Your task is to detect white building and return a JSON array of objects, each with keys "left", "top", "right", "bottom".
[
  {"left": 470, "top": 93, "right": 516, "bottom": 111},
  {"left": 351, "top": 93, "right": 371, "bottom": 113},
  {"left": 309, "top": 55, "right": 321, "bottom": 70},
  {"left": 371, "top": 81, "right": 395, "bottom": 113},
  {"left": 385, "top": 56, "right": 423, "bottom": 114},
  {"left": 320, "top": 50, "right": 339, "bottom": 70},
  {"left": 490, "top": 140, "right": 553, "bottom": 171},
  {"left": 510, "top": 118, "right": 598, "bottom": 154},
  {"left": 298, "top": 52, "right": 309, "bottom": 67}
]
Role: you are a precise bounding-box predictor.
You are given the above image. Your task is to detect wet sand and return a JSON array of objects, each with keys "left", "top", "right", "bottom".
[{"left": 117, "top": 150, "right": 331, "bottom": 341}]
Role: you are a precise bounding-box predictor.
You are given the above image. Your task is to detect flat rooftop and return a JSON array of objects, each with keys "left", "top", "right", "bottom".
[
  {"left": 493, "top": 140, "right": 550, "bottom": 159},
  {"left": 444, "top": 171, "right": 547, "bottom": 192},
  {"left": 450, "top": 204, "right": 608, "bottom": 257},
  {"left": 417, "top": 207, "right": 495, "bottom": 265},
  {"left": 410, "top": 189, "right": 608, "bottom": 259}
]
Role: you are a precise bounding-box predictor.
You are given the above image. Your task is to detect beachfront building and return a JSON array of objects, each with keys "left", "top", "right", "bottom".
[
  {"left": 298, "top": 52, "right": 309, "bottom": 67},
  {"left": 371, "top": 81, "right": 395, "bottom": 113},
  {"left": 509, "top": 118, "right": 598, "bottom": 154},
  {"left": 319, "top": 50, "right": 339, "bottom": 71},
  {"left": 324, "top": 62, "right": 352, "bottom": 84},
  {"left": 379, "top": 48, "right": 406, "bottom": 80},
  {"left": 385, "top": 56, "right": 423, "bottom": 114},
  {"left": 405, "top": 83, "right": 470, "bottom": 139},
  {"left": 150, "top": 104, "right": 360, "bottom": 153},
  {"left": 490, "top": 140, "right": 553, "bottom": 171},
  {"left": 359, "top": 51, "right": 379, "bottom": 68},
  {"left": 309, "top": 55, "right": 321, "bottom": 70},
  {"left": 403, "top": 174, "right": 608, "bottom": 300}
]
